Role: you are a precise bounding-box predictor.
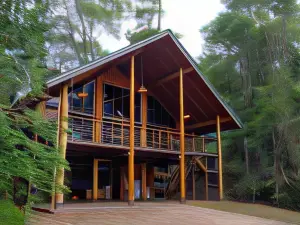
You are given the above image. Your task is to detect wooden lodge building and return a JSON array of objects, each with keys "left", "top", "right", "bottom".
[{"left": 45, "top": 30, "right": 242, "bottom": 208}]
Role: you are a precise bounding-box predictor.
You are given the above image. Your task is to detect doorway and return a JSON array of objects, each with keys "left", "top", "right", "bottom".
[{"left": 93, "top": 159, "right": 112, "bottom": 200}]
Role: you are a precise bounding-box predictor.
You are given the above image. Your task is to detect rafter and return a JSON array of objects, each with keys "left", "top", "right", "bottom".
[
  {"left": 185, "top": 117, "right": 232, "bottom": 130},
  {"left": 149, "top": 67, "right": 194, "bottom": 88}
]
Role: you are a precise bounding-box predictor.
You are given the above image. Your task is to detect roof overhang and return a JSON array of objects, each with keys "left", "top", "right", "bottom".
[{"left": 46, "top": 30, "right": 242, "bottom": 134}]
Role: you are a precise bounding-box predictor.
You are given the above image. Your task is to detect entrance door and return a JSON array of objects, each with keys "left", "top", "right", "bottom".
[{"left": 93, "top": 159, "right": 112, "bottom": 200}]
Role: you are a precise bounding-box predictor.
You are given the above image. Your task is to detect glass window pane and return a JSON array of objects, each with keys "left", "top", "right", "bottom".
[
  {"left": 135, "top": 106, "right": 141, "bottom": 122},
  {"left": 123, "top": 96, "right": 130, "bottom": 118},
  {"left": 147, "top": 96, "right": 154, "bottom": 109},
  {"left": 104, "top": 101, "right": 113, "bottom": 117},
  {"left": 123, "top": 88, "right": 129, "bottom": 98},
  {"left": 135, "top": 93, "right": 141, "bottom": 107},
  {"left": 83, "top": 81, "right": 94, "bottom": 114},
  {"left": 114, "top": 86, "right": 122, "bottom": 99},
  {"left": 72, "top": 86, "right": 83, "bottom": 112},
  {"left": 154, "top": 99, "right": 162, "bottom": 125},
  {"left": 147, "top": 109, "right": 154, "bottom": 124},
  {"left": 104, "top": 84, "right": 113, "bottom": 101},
  {"left": 161, "top": 108, "right": 169, "bottom": 126},
  {"left": 114, "top": 98, "right": 123, "bottom": 118}
]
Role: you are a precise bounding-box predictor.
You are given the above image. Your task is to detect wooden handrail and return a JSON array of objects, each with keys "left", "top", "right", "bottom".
[{"left": 68, "top": 115, "right": 217, "bottom": 152}]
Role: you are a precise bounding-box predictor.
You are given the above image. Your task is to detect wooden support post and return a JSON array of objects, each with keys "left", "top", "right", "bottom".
[
  {"left": 217, "top": 115, "right": 223, "bottom": 200},
  {"left": 205, "top": 170, "right": 209, "bottom": 201},
  {"left": 141, "top": 163, "right": 147, "bottom": 201},
  {"left": 95, "top": 77, "right": 103, "bottom": 143},
  {"left": 141, "top": 92, "right": 147, "bottom": 147},
  {"left": 192, "top": 164, "right": 195, "bottom": 200},
  {"left": 55, "top": 83, "right": 69, "bottom": 207},
  {"left": 179, "top": 68, "right": 186, "bottom": 204},
  {"left": 128, "top": 55, "right": 135, "bottom": 206},
  {"left": 120, "top": 167, "right": 124, "bottom": 201},
  {"left": 93, "top": 159, "right": 98, "bottom": 200}
]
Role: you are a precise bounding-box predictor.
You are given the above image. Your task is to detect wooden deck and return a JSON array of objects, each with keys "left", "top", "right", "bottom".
[{"left": 30, "top": 201, "right": 290, "bottom": 225}]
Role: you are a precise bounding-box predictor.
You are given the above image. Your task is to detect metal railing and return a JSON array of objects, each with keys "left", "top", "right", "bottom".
[{"left": 68, "top": 115, "right": 217, "bottom": 152}]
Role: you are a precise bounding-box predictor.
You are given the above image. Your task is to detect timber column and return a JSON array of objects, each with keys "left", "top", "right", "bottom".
[
  {"left": 216, "top": 115, "right": 223, "bottom": 200},
  {"left": 55, "top": 83, "right": 69, "bottom": 207},
  {"left": 141, "top": 92, "right": 147, "bottom": 147},
  {"left": 179, "top": 68, "right": 186, "bottom": 204},
  {"left": 128, "top": 55, "right": 135, "bottom": 206}
]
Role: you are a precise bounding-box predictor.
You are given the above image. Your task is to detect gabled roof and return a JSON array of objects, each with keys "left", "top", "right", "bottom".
[{"left": 47, "top": 30, "right": 242, "bottom": 133}]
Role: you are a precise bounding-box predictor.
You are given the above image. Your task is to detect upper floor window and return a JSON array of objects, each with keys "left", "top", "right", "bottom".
[
  {"left": 147, "top": 96, "right": 175, "bottom": 128},
  {"left": 103, "top": 84, "right": 141, "bottom": 122},
  {"left": 69, "top": 81, "right": 95, "bottom": 115}
]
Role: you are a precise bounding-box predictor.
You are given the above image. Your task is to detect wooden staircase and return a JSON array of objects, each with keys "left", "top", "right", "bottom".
[{"left": 165, "top": 157, "right": 194, "bottom": 199}]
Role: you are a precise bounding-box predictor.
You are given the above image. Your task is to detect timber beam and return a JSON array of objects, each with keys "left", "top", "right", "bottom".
[
  {"left": 185, "top": 117, "right": 232, "bottom": 130},
  {"left": 194, "top": 157, "right": 207, "bottom": 173},
  {"left": 149, "top": 67, "right": 193, "bottom": 88}
]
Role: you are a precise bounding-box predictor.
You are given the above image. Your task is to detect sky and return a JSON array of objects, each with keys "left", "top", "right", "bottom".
[{"left": 97, "top": 0, "right": 225, "bottom": 59}]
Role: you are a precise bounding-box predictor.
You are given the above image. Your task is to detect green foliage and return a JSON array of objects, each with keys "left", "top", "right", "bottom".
[
  {"left": 200, "top": 0, "right": 300, "bottom": 210},
  {"left": 126, "top": 28, "right": 160, "bottom": 44},
  {"left": 48, "top": 0, "right": 133, "bottom": 70},
  {"left": 0, "top": 200, "right": 24, "bottom": 225},
  {"left": 0, "top": 0, "right": 69, "bottom": 222}
]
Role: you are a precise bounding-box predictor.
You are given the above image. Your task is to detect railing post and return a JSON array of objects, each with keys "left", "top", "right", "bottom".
[
  {"left": 179, "top": 68, "right": 186, "bottom": 204},
  {"left": 167, "top": 132, "right": 170, "bottom": 149},
  {"left": 158, "top": 131, "right": 161, "bottom": 149},
  {"left": 192, "top": 163, "right": 195, "bottom": 200},
  {"left": 121, "top": 120, "right": 124, "bottom": 146},
  {"left": 192, "top": 132, "right": 195, "bottom": 152},
  {"left": 152, "top": 130, "right": 155, "bottom": 148},
  {"left": 128, "top": 55, "right": 135, "bottom": 206},
  {"left": 99, "top": 121, "right": 102, "bottom": 144}
]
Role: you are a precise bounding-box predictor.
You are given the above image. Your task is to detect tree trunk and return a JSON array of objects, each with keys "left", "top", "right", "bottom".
[
  {"left": 75, "top": 0, "right": 88, "bottom": 63},
  {"left": 88, "top": 22, "right": 95, "bottom": 61},
  {"left": 158, "top": 0, "right": 162, "bottom": 30},
  {"left": 252, "top": 181, "right": 256, "bottom": 203},
  {"left": 63, "top": 0, "right": 85, "bottom": 66},
  {"left": 244, "top": 136, "right": 249, "bottom": 174},
  {"left": 273, "top": 129, "right": 279, "bottom": 205}
]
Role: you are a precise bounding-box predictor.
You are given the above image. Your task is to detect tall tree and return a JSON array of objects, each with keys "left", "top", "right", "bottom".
[
  {"left": 200, "top": 0, "right": 300, "bottom": 210},
  {"left": 48, "top": 0, "right": 131, "bottom": 70},
  {"left": 0, "top": 0, "right": 68, "bottom": 218}
]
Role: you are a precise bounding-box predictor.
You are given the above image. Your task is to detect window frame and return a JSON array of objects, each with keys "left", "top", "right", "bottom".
[
  {"left": 69, "top": 80, "right": 95, "bottom": 116},
  {"left": 147, "top": 95, "right": 175, "bottom": 128},
  {"left": 103, "top": 83, "right": 142, "bottom": 124}
]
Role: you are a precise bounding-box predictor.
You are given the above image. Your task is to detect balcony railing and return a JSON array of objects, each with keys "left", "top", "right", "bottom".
[{"left": 68, "top": 115, "right": 217, "bottom": 153}]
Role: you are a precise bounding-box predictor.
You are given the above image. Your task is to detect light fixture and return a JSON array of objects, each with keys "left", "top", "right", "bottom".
[
  {"left": 138, "top": 56, "right": 147, "bottom": 93},
  {"left": 77, "top": 92, "right": 88, "bottom": 98},
  {"left": 184, "top": 114, "right": 191, "bottom": 119}
]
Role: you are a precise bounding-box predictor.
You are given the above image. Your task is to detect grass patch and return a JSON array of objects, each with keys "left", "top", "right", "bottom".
[
  {"left": 190, "top": 201, "right": 300, "bottom": 224},
  {"left": 0, "top": 200, "right": 24, "bottom": 225}
]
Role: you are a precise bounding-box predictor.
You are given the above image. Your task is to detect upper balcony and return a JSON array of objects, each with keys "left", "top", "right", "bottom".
[{"left": 68, "top": 115, "right": 218, "bottom": 156}]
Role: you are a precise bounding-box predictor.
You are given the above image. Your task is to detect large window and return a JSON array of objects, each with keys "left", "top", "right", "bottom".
[
  {"left": 69, "top": 81, "right": 95, "bottom": 115},
  {"left": 147, "top": 96, "right": 175, "bottom": 128},
  {"left": 103, "top": 84, "right": 141, "bottom": 122}
]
